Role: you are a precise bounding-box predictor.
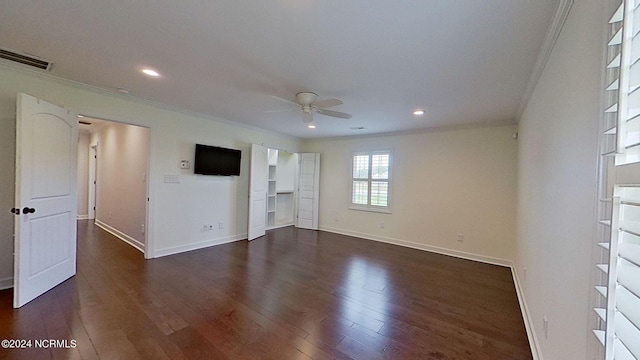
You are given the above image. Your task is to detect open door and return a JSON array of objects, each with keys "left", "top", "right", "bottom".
[
  {"left": 297, "top": 153, "right": 320, "bottom": 230},
  {"left": 13, "top": 93, "right": 78, "bottom": 308},
  {"left": 248, "top": 144, "right": 268, "bottom": 240}
]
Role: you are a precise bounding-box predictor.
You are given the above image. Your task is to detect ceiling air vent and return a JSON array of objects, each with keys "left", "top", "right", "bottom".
[{"left": 0, "top": 47, "right": 52, "bottom": 71}]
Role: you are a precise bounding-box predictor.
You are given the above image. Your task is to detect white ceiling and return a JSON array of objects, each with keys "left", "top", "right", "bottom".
[{"left": 0, "top": 1, "right": 559, "bottom": 139}]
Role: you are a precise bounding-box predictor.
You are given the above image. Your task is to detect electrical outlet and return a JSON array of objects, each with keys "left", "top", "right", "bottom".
[
  {"left": 203, "top": 225, "right": 208, "bottom": 231},
  {"left": 141, "top": 224, "right": 145, "bottom": 234},
  {"left": 543, "top": 316, "right": 549, "bottom": 339},
  {"left": 523, "top": 267, "right": 527, "bottom": 281},
  {"left": 334, "top": 215, "right": 339, "bottom": 222},
  {"left": 218, "top": 222, "right": 223, "bottom": 229},
  {"left": 457, "top": 234, "right": 464, "bottom": 242},
  {"left": 380, "top": 222, "right": 385, "bottom": 229}
]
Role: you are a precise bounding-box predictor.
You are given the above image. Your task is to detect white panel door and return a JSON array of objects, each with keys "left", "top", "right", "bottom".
[
  {"left": 297, "top": 153, "right": 320, "bottom": 230},
  {"left": 13, "top": 93, "right": 78, "bottom": 308},
  {"left": 248, "top": 144, "right": 268, "bottom": 240}
]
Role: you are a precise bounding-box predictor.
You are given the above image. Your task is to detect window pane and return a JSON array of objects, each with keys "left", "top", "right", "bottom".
[
  {"left": 371, "top": 154, "right": 389, "bottom": 179},
  {"left": 352, "top": 181, "right": 368, "bottom": 204},
  {"left": 370, "top": 181, "right": 388, "bottom": 206},
  {"left": 353, "top": 155, "right": 369, "bottom": 179}
]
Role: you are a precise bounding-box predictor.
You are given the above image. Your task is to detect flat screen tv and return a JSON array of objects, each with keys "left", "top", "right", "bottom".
[{"left": 194, "top": 144, "right": 241, "bottom": 176}]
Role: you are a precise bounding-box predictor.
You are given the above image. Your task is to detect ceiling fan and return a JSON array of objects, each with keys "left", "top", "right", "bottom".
[{"left": 268, "top": 92, "right": 352, "bottom": 123}]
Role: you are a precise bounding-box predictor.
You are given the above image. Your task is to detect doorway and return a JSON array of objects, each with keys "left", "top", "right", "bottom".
[{"left": 77, "top": 117, "right": 150, "bottom": 253}]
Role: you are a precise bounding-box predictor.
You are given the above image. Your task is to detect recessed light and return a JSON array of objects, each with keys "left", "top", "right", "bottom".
[
  {"left": 413, "top": 110, "right": 425, "bottom": 116},
  {"left": 77, "top": 115, "right": 84, "bottom": 118},
  {"left": 142, "top": 68, "right": 160, "bottom": 77},
  {"left": 308, "top": 124, "right": 316, "bottom": 129},
  {"left": 117, "top": 88, "right": 130, "bottom": 94}
]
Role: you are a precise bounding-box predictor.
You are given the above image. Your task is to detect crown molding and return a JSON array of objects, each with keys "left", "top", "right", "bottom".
[
  {"left": 0, "top": 61, "right": 301, "bottom": 142},
  {"left": 516, "top": 0, "right": 574, "bottom": 120}
]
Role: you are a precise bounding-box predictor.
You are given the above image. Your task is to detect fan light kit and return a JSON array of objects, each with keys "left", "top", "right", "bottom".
[
  {"left": 142, "top": 68, "right": 160, "bottom": 77},
  {"left": 308, "top": 124, "right": 316, "bottom": 129},
  {"left": 267, "top": 92, "right": 352, "bottom": 124},
  {"left": 413, "top": 110, "right": 425, "bottom": 115}
]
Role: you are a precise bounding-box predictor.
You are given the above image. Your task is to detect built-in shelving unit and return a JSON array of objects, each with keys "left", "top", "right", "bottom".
[
  {"left": 267, "top": 149, "right": 278, "bottom": 228},
  {"left": 266, "top": 149, "right": 297, "bottom": 229}
]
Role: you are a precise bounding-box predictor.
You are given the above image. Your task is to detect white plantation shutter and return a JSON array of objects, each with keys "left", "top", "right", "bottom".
[
  {"left": 595, "top": 2, "right": 640, "bottom": 359},
  {"left": 350, "top": 151, "right": 392, "bottom": 211},
  {"left": 602, "top": 187, "right": 640, "bottom": 359},
  {"left": 616, "top": 0, "right": 640, "bottom": 164}
]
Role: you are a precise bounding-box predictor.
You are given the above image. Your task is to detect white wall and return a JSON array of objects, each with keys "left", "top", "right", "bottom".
[
  {"left": 514, "top": 0, "right": 603, "bottom": 358},
  {"left": 0, "top": 64, "right": 301, "bottom": 284},
  {"left": 77, "top": 131, "right": 90, "bottom": 219},
  {"left": 303, "top": 125, "right": 518, "bottom": 264},
  {"left": 0, "top": 115, "right": 15, "bottom": 289},
  {"left": 91, "top": 122, "right": 150, "bottom": 249}
]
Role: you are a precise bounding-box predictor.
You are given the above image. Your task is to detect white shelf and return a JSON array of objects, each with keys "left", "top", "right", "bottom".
[
  {"left": 595, "top": 286, "right": 608, "bottom": 298},
  {"left": 594, "top": 307, "right": 606, "bottom": 321}
]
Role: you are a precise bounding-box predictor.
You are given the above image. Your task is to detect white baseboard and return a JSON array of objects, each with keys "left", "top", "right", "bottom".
[
  {"left": 319, "top": 226, "right": 512, "bottom": 267},
  {"left": 95, "top": 219, "right": 145, "bottom": 253},
  {"left": 77, "top": 214, "right": 89, "bottom": 220},
  {"left": 0, "top": 277, "right": 13, "bottom": 290},
  {"left": 511, "top": 265, "right": 543, "bottom": 360},
  {"left": 152, "top": 233, "right": 247, "bottom": 258}
]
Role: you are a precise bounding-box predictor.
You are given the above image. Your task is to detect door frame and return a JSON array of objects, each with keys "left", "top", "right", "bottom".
[{"left": 88, "top": 143, "right": 97, "bottom": 220}]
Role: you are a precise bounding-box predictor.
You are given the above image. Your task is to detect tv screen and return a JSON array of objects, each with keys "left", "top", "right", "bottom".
[{"left": 194, "top": 144, "right": 241, "bottom": 176}]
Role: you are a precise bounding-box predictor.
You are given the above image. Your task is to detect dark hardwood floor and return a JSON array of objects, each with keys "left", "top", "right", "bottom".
[{"left": 0, "top": 221, "right": 531, "bottom": 359}]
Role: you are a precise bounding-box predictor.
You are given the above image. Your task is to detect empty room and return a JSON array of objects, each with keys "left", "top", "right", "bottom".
[{"left": 0, "top": 0, "right": 638, "bottom": 359}]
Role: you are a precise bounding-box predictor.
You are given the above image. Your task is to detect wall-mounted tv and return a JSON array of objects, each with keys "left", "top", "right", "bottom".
[{"left": 194, "top": 144, "right": 241, "bottom": 176}]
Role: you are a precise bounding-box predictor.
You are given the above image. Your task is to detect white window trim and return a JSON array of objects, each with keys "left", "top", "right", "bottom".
[{"left": 349, "top": 150, "right": 392, "bottom": 213}]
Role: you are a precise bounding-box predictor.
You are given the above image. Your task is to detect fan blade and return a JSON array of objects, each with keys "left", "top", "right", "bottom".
[
  {"left": 316, "top": 109, "right": 352, "bottom": 119},
  {"left": 264, "top": 108, "right": 295, "bottom": 113},
  {"left": 303, "top": 111, "right": 313, "bottom": 123},
  {"left": 271, "top": 95, "right": 299, "bottom": 106},
  {"left": 314, "top": 98, "right": 343, "bottom": 108}
]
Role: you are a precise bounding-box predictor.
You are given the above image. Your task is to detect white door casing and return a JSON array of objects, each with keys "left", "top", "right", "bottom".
[
  {"left": 297, "top": 153, "right": 320, "bottom": 230},
  {"left": 248, "top": 144, "right": 268, "bottom": 240},
  {"left": 13, "top": 93, "right": 78, "bottom": 308},
  {"left": 88, "top": 144, "right": 97, "bottom": 220}
]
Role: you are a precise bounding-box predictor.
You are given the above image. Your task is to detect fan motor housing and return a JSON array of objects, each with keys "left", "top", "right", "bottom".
[{"left": 296, "top": 92, "right": 318, "bottom": 105}]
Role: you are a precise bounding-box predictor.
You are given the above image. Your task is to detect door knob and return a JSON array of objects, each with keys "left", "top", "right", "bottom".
[
  {"left": 10, "top": 208, "right": 20, "bottom": 215},
  {"left": 22, "top": 207, "right": 36, "bottom": 214}
]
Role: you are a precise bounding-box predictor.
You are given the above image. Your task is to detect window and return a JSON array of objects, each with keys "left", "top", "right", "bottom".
[
  {"left": 350, "top": 151, "right": 391, "bottom": 212},
  {"left": 593, "top": 1, "right": 640, "bottom": 359}
]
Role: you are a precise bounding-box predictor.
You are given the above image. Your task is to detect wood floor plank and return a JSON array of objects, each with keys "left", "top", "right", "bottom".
[{"left": 0, "top": 221, "right": 532, "bottom": 359}]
